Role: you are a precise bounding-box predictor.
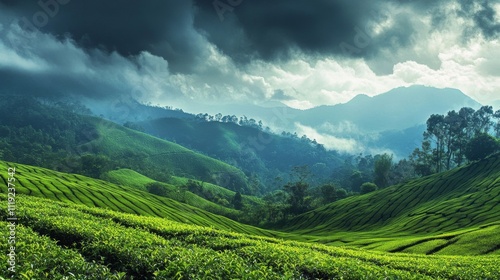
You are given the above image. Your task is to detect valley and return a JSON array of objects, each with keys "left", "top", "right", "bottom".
[{"left": 0, "top": 95, "right": 499, "bottom": 278}]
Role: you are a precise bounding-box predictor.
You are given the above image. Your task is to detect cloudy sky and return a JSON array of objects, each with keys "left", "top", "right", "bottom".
[{"left": 0, "top": 0, "right": 499, "bottom": 111}]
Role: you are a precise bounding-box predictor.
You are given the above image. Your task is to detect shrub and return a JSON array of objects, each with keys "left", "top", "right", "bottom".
[
  {"left": 465, "top": 133, "right": 500, "bottom": 161},
  {"left": 360, "top": 182, "right": 378, "bottom": 194},
  {"left": 145, "top": 182, "right": 168, "bottom": 197}
]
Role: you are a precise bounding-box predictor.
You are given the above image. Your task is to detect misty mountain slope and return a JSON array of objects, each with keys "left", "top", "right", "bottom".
[
  {"left": 87, "top": 98, "right": 194, "bottom": 123},
  {"left": 297, "top": 85, "right": 481, "bottom": 133},
  {"left": 371, "top": 124, "right": 426, "bottom": 157},
  {"left": 138, "top": 117, "right": 344, "bottom": 190},
  {"left": 182, "top": 86, "right": 480, "bottom": 157},
  {"left": 281, "top": 153, "right": 500, "bottom": 254},
  {"left": 0, "top": 98, "right": 250, "bottom": 193}
]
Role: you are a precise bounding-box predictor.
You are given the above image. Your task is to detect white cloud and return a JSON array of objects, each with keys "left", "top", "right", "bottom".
[
  {"left": 233, "top": 36, "right": 500, "bottom": 109},
  {"left": 319, "top": 121, "right": 362, "bottom": 136},
  {"left": 294, "top": 123, "right": 360, "bottom": 153}
]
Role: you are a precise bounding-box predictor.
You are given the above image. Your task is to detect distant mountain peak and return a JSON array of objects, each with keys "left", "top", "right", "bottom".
[
  {"left": 299, "top": 86, "right": 481, "bottom": 132},
  {"left": 348, "top": 93, "right": 371, "bottom": 103}
]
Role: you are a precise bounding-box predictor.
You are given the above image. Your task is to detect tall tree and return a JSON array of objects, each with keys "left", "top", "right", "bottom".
[
  {"left": 410, "top": 140, "right": 435, "bottom": 176},
  {"left": 453, "top": 107, "right": 476, "bottom": 166},
  {"left": 374, "top": 153, "right": 393, "bottom": 188},
  {"left": 424, "top": 114, "right": 446, "bottom": 172},
  {"left": 472, "top": 106, "right": 494, "bottom": 135},
  {"left": 232, "top": 192, "right": 243, "bottom": 210},
  {"left": 459, "top": 107, "right": 476, "bottom": 139},
  {"left": 494, "top": 109, "right": 500, "bottom": 138},
  {"left": 443, "top": 110, "right": 465, "bottom": 170},
  {"left": 388, "top": 159, "right": 416, "bottom": 185},
  {"left": 283, "top": 181, "right": 310, "bottom": 216},
  {"left": 320, "top": 183, "right": 338, "bottom": 204}
]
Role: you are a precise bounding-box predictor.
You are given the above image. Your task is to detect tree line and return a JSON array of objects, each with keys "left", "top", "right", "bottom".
[{"left": 411, "top": 106, "right": 500, "bottom": 176}]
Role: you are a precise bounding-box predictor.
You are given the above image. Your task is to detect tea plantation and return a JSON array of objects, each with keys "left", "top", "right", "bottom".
[{"left": 0, "top": 156, "right": 500, "bottom": 278}]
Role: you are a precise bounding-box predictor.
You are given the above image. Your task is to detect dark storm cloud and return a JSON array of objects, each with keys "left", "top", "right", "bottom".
[
  {"left": 193, "top": 0, "right": 390, "bottom": 62},
  {"left": 193, "top": 0, "right": 500, "bottom": 64},
  {"left": 468, "top": 1, "right": 500, "bottom": 38},
  {"left": 395, "top": 0, "right": 500, "bottom": 39},
  {"left": 1, "top": 0, "right": 498, "bottom": 71},
  {"left": 0, "top": 67, "right": 116, "bottom": 99},
  {"left": 0, "top": 22, "right": 183, "bottom": 101},
  {"left": 0, "top": 0, "right": 206, "bottom": 73}
]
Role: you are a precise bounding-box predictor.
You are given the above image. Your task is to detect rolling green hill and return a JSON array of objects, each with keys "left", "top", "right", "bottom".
[
  {"left": 0, "top": 160, "right": 273, "bottom": 237},
  {"left": 89, "top": 118, "right": 250, "bottom": 193},
  {"left": 139, "top": 117, "right": 343, "bottom": 191},
  {"left": 282, "top": 153, "right": 500, "bottom": 255},
  {"left": 0, "top": 98, "right": 250, "bottom": 193},
  {"left": 102, "top": 168, "right": 262, "bottom": 219}
]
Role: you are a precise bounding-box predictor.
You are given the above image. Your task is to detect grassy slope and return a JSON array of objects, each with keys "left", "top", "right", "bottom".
[
  {"left": 102, "top": 169, "right": 261, "bottom": 219},
  {"left": 0, "top": 160, "right": 278, "bottom": 238},
  {"left": 282, "top": 153, "right": 500, "bottom": 255},
  {"left": 1, "top": 194, "right": 499, "bottom": 279},
  {"left": 88, "top": 117, "right": 250, "bottom": 193},
  {"left": 101, "top": 168, "right": 156, "bottom": 190}
]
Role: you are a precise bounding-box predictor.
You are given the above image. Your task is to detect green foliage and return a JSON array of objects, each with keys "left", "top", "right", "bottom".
[
  {"left": 146, "top": 182, "right": 169, "bottom": 197},
  {"left": 464, "top": 133, "right": 499, "bottom": 161},
  {"left": 388, "top": 158, "right": 416, "bottom": 185},
  {"left": 233, "top": 192, "right": 243, "bottom": 210},
  {"left": 123, "top": 121, "right": 145, "bottom": 132},
  {"left": 410, "top": 140, "right": 435, "bottom": 176},
  {"left": 349, "top": 170, "right": 365, "bottom": 192},
  {"left": 102, "top": 169, "right": 250, "bottom": 219},
  {"left": 374, "top": 153, "right": 392, "bottom": 188},
  {"left": 79, "top": 154, "right": 113, "bottom": 178},
  {"left": 0, "top": 222, "right": 123, "bottom": 279},
  {"left": 336, "top": 187, "right": 348, "bottom": 199},
  {"left": 0, "top": 161, "right": 271, "bottom": 237},
  {"left": 137, "top": 117, "right": 344, "bottom": 193},
  {"left": 101, "top": 168, "right": 155, "bottom": 190},
  {"left": 184, "top": 179, "right": 203, "bottom": 194},
  {"left": 283, "top": 181, "right": 311, "bottom": 216},
  {"left": 360, "top": 182, "right": 378, "bottom": 194},
  {"left": 320, "top": 183, "right": 338, "bottom": 204}
]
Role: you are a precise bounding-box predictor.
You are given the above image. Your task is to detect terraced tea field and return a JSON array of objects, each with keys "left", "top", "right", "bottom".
[
  {"left": 1, "top": 154, "right": 500, "bottom": 278},
  {"left": 1, "top": 194, "right": 499, "bottom": 279},
  {"left": 0, "top": 161, "right": 277, "bottom": 238},
  {"left": 285, "top": 154, "right": 500, "bottom": 255}
]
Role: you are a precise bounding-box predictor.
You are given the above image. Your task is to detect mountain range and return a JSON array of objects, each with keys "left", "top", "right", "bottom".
[{"left": 135, "top": 85, "right": 482, "bottom": 158}]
